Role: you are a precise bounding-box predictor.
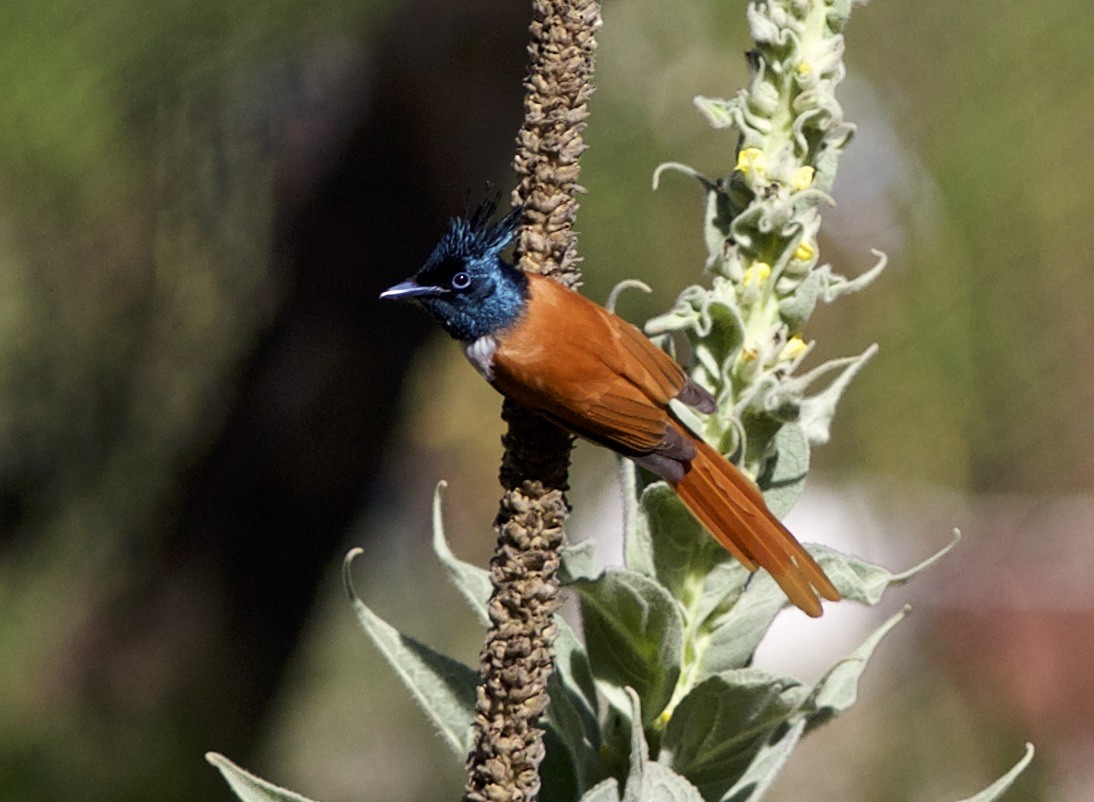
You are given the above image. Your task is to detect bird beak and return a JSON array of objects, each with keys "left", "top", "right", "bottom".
[{"left": 379, "top": 280, "right": 443, "bottom": 300}]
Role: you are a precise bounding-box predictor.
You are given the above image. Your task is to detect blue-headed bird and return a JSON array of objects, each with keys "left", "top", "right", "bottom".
[{"left": 381, "top": 201, "right": 839, "bottom": 616}]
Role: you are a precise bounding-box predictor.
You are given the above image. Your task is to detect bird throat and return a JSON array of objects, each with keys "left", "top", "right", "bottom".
[{"left": 463, "top": 334, "right": 498, "bottom": 381}]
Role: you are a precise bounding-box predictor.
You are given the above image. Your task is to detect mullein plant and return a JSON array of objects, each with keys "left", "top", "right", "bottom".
[{"left": 208, "top": 1, "right": 1034, "bottom": 800}]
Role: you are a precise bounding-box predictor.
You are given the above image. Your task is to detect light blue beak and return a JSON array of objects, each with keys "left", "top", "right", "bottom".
[{"left": 379, "top": 280, "right": 444, "bottom": 300}]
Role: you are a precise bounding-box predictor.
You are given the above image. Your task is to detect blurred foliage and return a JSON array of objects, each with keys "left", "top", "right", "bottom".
[{"left": 1, "top": 0, "right": 1091, "bottom": 800}]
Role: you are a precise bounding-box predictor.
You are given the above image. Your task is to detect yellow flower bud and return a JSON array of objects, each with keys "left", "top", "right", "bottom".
[
  {"left": 797, "top": 60, "right": 813, "bottom": 76},
  {"left": 742, "top": 262, "right": 772, "bottom": 286},
  {"left": 793, "top": 241, "right": 815, "bottom": 262},
  {"left": 740, "top": 346, "right": 758, "bottom": 363},
  {"left": 734, "top": 147, "right": 767, "bottom": 176},
  {"left": 780, "top": 335, "right": 808, "bottom": 362},
  {"left": 791, "top": 166, "right": 815, "bottom": 191}
]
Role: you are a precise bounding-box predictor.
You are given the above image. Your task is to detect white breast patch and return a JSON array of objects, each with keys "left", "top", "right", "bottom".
[{"left": 463, "top": 334, "right": 499, "bottom": 381}]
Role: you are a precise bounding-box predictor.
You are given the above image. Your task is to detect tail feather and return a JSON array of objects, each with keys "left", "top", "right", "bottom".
[{"left": 671, "top": 426, "right": 840, "bottom": 617}]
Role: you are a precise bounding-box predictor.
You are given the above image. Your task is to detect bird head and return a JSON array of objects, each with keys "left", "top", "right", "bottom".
[{"left": 381, "top": 200, "right": 528, "bottom": 341}]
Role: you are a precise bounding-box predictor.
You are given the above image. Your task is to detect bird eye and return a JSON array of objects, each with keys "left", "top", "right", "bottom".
[{"left": 451, "top": 271, "right": 472, "bottom": 290}]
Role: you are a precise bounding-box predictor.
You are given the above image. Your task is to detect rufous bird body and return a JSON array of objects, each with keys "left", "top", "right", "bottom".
[{"left": 382, "top": 202, "right": 840, "bottom": 616}]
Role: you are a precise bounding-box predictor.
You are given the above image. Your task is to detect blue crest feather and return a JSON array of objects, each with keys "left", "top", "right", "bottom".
[{"left": 432, "top": 198, "right": 521, "bottom": 265}]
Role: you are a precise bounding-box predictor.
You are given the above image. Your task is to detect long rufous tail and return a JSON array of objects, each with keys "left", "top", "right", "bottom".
[{"left": 671, "top": 425, "right": 840, "bottom": 617}]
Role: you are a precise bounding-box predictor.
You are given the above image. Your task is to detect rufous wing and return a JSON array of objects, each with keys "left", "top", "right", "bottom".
[{"left": 490, "top": 273, "right": 690, "bottom": 454}]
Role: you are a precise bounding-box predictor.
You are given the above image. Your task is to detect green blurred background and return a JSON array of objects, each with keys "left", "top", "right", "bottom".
[{"left": 1, "top": 1, "right": 1091, "bottom": 800}]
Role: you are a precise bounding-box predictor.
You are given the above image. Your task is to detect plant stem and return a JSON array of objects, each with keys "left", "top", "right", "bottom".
[{"left": 463, "top": 1, "right": 601, "bottom": 800}]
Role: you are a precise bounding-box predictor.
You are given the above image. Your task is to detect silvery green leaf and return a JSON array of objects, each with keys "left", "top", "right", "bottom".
[
  {"left": 812, "top": 533, "right": 959, "bottom": 605},
  {"left": 629, "top": 764, "right": 706, "bottom": 802},
  {"left": 693, "top": 559, "right": 753, "bottom": 632},
  {"left": 781, "top": 344, "right": 877, "bottom": 445},
  {"left": 541, "top": 724, "right": 581, "bottom": 802},
  {"left": 622, "top": 689, "right": 705, "bottom": 802},
  {"left": 580, "top": 778, "right": 622, "bottom": 802},
  {"left": 645, "top": 284, "right": 704, "bottom": 333},
  {"left": 668, "top": 398, "right": 708, "bottom": 442},
  {"left": 954, "top": 744, "right": 1035, "bottom": 802},
  {"left": 817, "top": 250, "right": 888, "bottom": 300},
  {"left": 560, "top": 538, "right": 601, "bottom": 584},
  {"left": 746, "top": 4, "right": 783, "bottom": 46},
  {"left": 693, "top": 95, "right": 736, "bottom": 130},
  {"left": 778, "top": 269, "right": 824, "bottom": 330},
  {"left": 206, "top": 753, "right": 324, "bottom": 802},
  {"left": 343, "top": 549, "right": 476, "bottom": 757},
  {"left": 757, "top": 423, "right": 809, "bottom": 519},
  {"left": 716, "top": 718, "right": 806, "bottom": 802},
  {"left": 546, "top": 616, "right": 601, "bottom": 784},
  {"left": 640, "top": 483, "right": 723, "bottom": 601},
  {"left": 430, "top": 481, "right": 491, "bottom": 626},
  {"left": 622, "top": 460, "right": 656, "bottom": 577},
  {"left": 804, "top": 607, "right": 907, "bottom": 730},
  {"left": 660, "top": 669, "right": 807, "bottom": 799},
  {"left": 606, "top": 278, "right": 653, "bottom": 315},
  {"left": 696, "top": 570, "right": 792, "bottom": 680},
  {"left": 699, "top": 295, "right": 748, "bottom": 369},
  {"left": 637, "top": 482, "right": 752, "bottom": 629},
  {"left": 574, "top": 569, "right": 684, "bottom": 724}
]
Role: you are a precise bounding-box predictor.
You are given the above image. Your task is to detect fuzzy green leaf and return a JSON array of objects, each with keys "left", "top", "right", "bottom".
[
  {"left": 546, "top": 616, "right": 602, "bottom": 788},
  {"left": 697, "top": 570, "right": 792, "bottom": 679},
  {"left": 580, "top": 778, "right": 622, "bottom": 802},
  {"left": 717, "top": 718, "right": 806, "bottom": 802},
  {"left": 693, "top": 95, "right": 735, "bottom": 130},
  {"left": 541, "top": 724, "right": 581, "bottom": 802},
  {"left": 813, "top": 533, "right": 960, "bottom": 605},
  {"left": 699, "top": 539, "right": 953, "bottom": 679},
  {"left": 560, "top": 538, "right": 601, "bottom": 584},
  {"left": 660, "top": 669, "right": 807, "bottom": 799},
  {"left": 575, "top": 569, "right": 684, "bottom": 724},
  {"left": 430, "top": 481, "right": 492, "bottom": 626},
  {"left": 343, "top": 549, "right": 477, "bottom": 757},
  {"left": 757, "top": 423, "right": 809, "bottom": 519},
  {"left": 640, "top": 483, "right": 727, "bottom": 601},
  {"left": 797, "top": 344, "right": 878, "bottom": 445},
  {"left": 206, "top": 753, "right": 324, "bottom": 802},
  {"left": 629, "top": 764, "right": 706, "bottom": 802},
  {"left": 954, "top": 744, "right": 1035, "bottom": 802},
  {"left": 621, "top": 689, "right": 705, "bottom": 802},
  {"left": 622, "top": 460, "right": 656, "bottom": 576},
  {"left": 803, "top": 607, "right": 907, "bottom": 730}
]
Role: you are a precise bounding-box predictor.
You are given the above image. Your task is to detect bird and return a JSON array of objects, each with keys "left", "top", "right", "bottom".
[{"left": 381, "top": 200, "right": 840, "bottom": 616}]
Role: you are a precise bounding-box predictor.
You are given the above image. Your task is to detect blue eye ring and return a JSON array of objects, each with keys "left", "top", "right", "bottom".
[{"left": 451, "top": 271, "right": 472, "bottom": 290}]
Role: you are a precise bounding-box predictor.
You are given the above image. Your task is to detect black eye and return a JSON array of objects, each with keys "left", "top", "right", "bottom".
[{"left": 451, "top": 271, "right": 472, "bottom": 290}]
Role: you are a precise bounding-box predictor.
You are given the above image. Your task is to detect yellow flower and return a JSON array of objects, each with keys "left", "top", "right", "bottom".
[
  {"left": 791, "top": 166, "right": 815, "bottom": 191},
  {"left": 793, "top": 241, "right": 815, "bottom": 262},
  {"left": 742, "top": 262, "right": 772, "bottom": 286},
  {"left": 797, "top": 60, "right": 813, "bottom": 76},
  {"left": 780, "top": 335, "right": 808, "bottom": 362},
  {"left": 734, "top": 147, "right": 767, "bottom": 176}
]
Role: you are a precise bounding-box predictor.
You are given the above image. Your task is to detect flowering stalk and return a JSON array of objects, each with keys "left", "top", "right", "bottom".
[
  {"left": 639, "top": 0, "right": 887, "bottom": 730},
  {"left": 209, "top": 4, "right": 1033, "bottom": 802}
]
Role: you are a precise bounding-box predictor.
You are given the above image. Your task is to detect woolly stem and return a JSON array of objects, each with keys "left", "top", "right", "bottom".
[{"left": 462, "top": 1, "right": 601, "bottom": 801}]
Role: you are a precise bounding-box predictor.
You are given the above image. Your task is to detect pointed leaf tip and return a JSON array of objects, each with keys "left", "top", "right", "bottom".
[
  {"left": 430, "top": 480, "right": 493, "bottom": 625},
  {"left": 342, "top": 547, "right": 365, "bottom": 601},
  {"left": 207, "top": 752, "right": 325, "bottom": 802},
  {"left": 954, "top": 743, "right": 1034, "bottom": 802}
]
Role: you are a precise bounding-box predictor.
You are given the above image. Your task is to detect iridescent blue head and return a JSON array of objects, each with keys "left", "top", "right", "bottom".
[{"left": 381, "top": 200, "right": 528, "bottom": 341}]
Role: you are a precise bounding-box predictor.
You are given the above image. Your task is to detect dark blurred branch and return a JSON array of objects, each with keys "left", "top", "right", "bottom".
[{"left": 75, "top": 3, "right": 531, "bottom": 800}]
